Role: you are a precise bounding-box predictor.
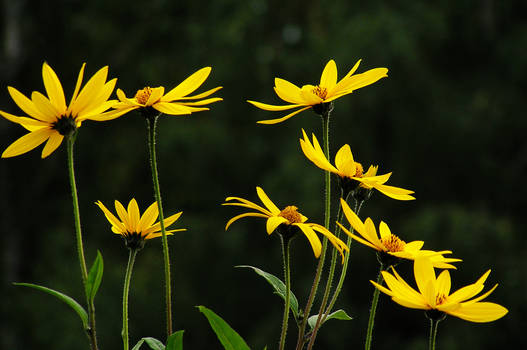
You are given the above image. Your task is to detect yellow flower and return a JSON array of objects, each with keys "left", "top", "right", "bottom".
[
  {"left": 223, "top": 186, "right": 348, "bottom": 261},
  {"left": 1, "top": 62, "right": 126, "bottom": 158},
  {"left": 114, "top": 67, "right": 222, "bottom": 117},
  {"left": 338, "top": 199, "right": 460, "bottom": 268},
  {"left": 247, "top": 59, "right": 388, "bottom": 124},
  {"left": 300, "top": 130, "right": 415, "bottom": 200},
  {"left": 371, "top": 257, "right": 508, "bottom": 323},
  {"left": 96, "top": 198, "right": 186, "bottom": 250}
]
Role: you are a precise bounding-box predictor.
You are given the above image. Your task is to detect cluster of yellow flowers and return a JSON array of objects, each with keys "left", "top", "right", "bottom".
[{"left": 1, "top": 59, "right": 507, "bottom": 349}]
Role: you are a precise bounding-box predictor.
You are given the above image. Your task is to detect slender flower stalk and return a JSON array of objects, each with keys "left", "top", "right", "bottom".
[
  {"left": 428, "top": 318, "right": 441, "bottom": 350},
  {"left": 365, "top": 266, "right": 384, "bottom": 350},
  {"left": 146, "top": 115, "right": 173, "bottom": 335},
  {"left": 67, "top": 134, "right": 98, "bottom": 350},
  {"left": 295, "top": 110, "right": 332, "bottom": 350},
  {"left": 278, "top": 234, "right": 292, "bottom": 350},
  {"left": 122, "top": 249, "right": 138, "bottom": 350}
]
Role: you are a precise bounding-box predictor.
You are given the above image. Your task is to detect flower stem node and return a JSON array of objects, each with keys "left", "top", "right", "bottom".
[
  {"left": 425, "top": 309, "right": 447, "bottom": 322},
  {"left": 53, "top": 115, "right": 78, "bottom": 137},
  {"left": 312, "top": 101, "right": 334, "bottom": 116}
]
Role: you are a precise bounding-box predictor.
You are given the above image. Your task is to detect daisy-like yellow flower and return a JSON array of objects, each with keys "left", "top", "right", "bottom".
[
  {"left": 247, "top": 59, "right": 388, "bottom": 124},
  {"left": 223, "top": 186, "right": 348, "bottom": 261},
  {"left": 371, "top": 257, "right": 508, "bottom": 323},
  {"left": 114, "top": 67, "right": 222, "bottom": 117},
  {"left": 338, "top": 199, "right": 460, "bottom": 268},
  {"left": 1, "top": 62, "right": 126, "bottom": 158},
  {"left": 300, "top": 130, "right": 415, "bottom": 200},
  {"left": 96, "top": 198, "right": 186, "bottom": 250}
]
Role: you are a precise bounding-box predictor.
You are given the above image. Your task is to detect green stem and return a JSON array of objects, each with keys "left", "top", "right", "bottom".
[
  {"left": 429, "top": 319, "right": 440, "bottom": 350},
  {"left": 279, "top": 235, "right": 292, "bottom": 350},
  {"left": 295, "top": 111, "right": 331, "bottom": 350},
  {"left": 122, "top": 249, "right": 138, "bottom": 350},
  {"left": 321, "top": 199, "right": 364, "bottom": 320},
  {"left": 146, "top": 116, "right": 173, "bottom": 336},
  {"left": 365, "top": 267, "right": 384, "bottom": 350},
  {"left": 306, "top": 195, "right": 361, "bottom": 350},
  {"left": 66, "top": 134, "right": 98, "bottom": 350}
]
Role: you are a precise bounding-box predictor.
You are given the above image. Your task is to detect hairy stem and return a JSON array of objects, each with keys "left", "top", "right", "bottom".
[
  {"left": 279, "top": 235, "right": 292, "bottom": 350},
  {"left": 122, "top": 249, "right": 138, "bottom": 350},
  {"left": 146, "top": 116, "right": 173, "bottom": 336},
  {"left": 365, "top": 267, "right": 384, "bottom": 350}
]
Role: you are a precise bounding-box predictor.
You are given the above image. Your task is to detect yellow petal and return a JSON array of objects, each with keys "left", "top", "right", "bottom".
[
  {"left": 404, "top": 240, "right": 425, "bottom": 251},
  {"left": 299, "top": 129, "right": 338, "bottom": 173},
  {"left": 256, "top": 106, "right": 311, "bottom": 124},
  {"left": 114, "top": 200, "right": 131, "bottom": 231},
  {"left": 414, "top": 257, "right": 436, "bottom": 296},
  {"left": 41, "top": 132, "right": 64, "bottom": 158},
  {"left": 42, "top": 62, "right": 67, "bottom": 114},
  {"left": 274, "top": 78, "right": 304, "bottom": 104},
  {"left": 364, "top": 218, "right": 383, "bottom": 249},
  {"left": 2, "top": 127, "right": 53, "bottom": 158},
  {"left": 127, "top": 199, "right": 140, "bottom": 233},
  {"left": 334, "top": 144, "right": 356, "bottom": 176},
  {"left": 334, "top": 68, "right": 388, "bottom": 94},
  {"left": 177, "top": 86, "right": 223, "bottom": 100},
  {"left": 436, "top": 270, "right": 452, "bottom": 297},
  {"left": 296, "top": 223, "right": 322, "bottom": 257},
  {"left": 224, "top": 212, "right": 269, "bottom": 231},
  {"left": 248, "top": 100, "right": 303, "bottom": 111},
  {"left": 223, "top": 196, "right": 272, "bottom": 216},
  {"left": 177, "top": 97, "right": 223, "bottom": 106},
  {"left": 69, "top": 63, "right": 86, "bottom": 107},
  {"left": 95, "top": 201, "right": 126, "bottom": 233},
  {"left": 449, "top": 283, "right": 485, "bottom": 303},
  {"left": 8, "top": 87, "right": 54, "bottom": 122},
  {"left": 69, "top": 65, "right": 109, "bottom": 116},
  {"left": 138, "top": 202, "right": 159, "bottom": 232},
  {"left": 299, "top": 85, "right": 324, "bottom": 105},
  {"left": 378, "top": 221, "right": 392, "bottom": 241},
  {"left": 79, "top": 78, "right": 117, "bottom": 116},
  {"left": 448, "top": 302, "right": 508, "bottom": 323},
  {"left": 153, "top": 102, "right": 194, "bottom": 115},
  {"left": 319, "top": 60, "right": 337, "bottom": 90},
  {"left": 328, "top": 59, "right": 361, "bottom": 95},
  {"left": 256, "top": 187, "right": 281, "bottom": 214},
  {"left": 337, "top": 222, "right": 379, "bottom": 251},
  {"left": 372, "top": 183, "right": 416, "bottom": 201},
  {"left": 0, "top": 110, "right": 48, "bottom": 129},
  {"left": 31, "top": 91, "right": 60, "bottom": 120},
  {"left": 146, "top": 87, "right": 165, "bottom": 106},
  {"left": 162, "top": 67, "right": 212, "bottom": 101},
  {"left": 266, "top": 216, "right": 288, "bottom": 234}
]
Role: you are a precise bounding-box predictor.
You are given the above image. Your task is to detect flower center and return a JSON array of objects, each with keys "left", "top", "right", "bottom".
[
  {"left": 381, "top": 234, "right": 406, "bottom": 252},
  {"left": 279, "top": 206, "right": 303, "bottom": 224},
  {"left": 436, "top": 294, "right": 447, "bottom": 306},
  {"left": 52, "top": 115, "right": 77, "bottom": 136},
  {"left": 354, "top": 162, "right": 364, "bottom": 177},
  {"left": 135, "top": 87, "right": 153, "bottom": 105},
  {"left": 312, "top": 86, "right": 328, "bottom": 100}
]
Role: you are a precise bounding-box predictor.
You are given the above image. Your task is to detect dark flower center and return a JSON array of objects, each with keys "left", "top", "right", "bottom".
[{"left": 52, "top": 115, "right": 77, "bottom": 136}]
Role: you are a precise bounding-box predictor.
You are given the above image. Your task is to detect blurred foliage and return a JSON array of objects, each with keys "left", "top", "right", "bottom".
[{"left": 1, "top": 0, "right": 526, "bottom": 349}]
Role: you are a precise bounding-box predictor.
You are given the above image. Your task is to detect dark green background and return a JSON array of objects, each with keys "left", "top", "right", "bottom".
[{"left": 1, "top": 0, "right": 525, "bottom": 349}]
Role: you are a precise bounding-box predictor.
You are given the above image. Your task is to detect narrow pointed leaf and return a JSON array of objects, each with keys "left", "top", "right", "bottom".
[
  {"left": 144, "top": 337, "right": 166, "bottom": 350},
  {"left": 236, "top": 265, "right": 299, "bottom": 320},
  {"left": 307, "top": 309, "right": 353, "bottom": 330},
  {"left": 197, "top": 305, "right": 251, "bottom": 350},
  {"left": 85, "top": 250, "right": 104, "bottom": 302},
  {"left": 14, "top": 282, "right": 88, "bottom": 329},
  {"left": 166, "top": 330, "right": 185, "bottom": 350}
]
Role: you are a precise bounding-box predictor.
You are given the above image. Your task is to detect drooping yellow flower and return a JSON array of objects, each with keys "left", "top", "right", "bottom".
[
  {"left": 247, "top": 59, "right": 388, "bottom": 124},
  {"left": 96, "top": 199, "right": 186, "bottom": 250},
  {"left": 114, "top": 67, "right": 222, "bottom": 117},
  {"left": 1, "top": 62, "right": 126, "bottom": 158},
  {"left": 223, "top": 186, "right": 348, "bottom": 261},
  {"left": 300, "top": 130, "right": 415, "bottom": 200},
  {"left": 371, "top": 257, "right": 508, "bottom": 323},
  {"left": 338, "top": 199, "right": 460, "bottom": 268}
]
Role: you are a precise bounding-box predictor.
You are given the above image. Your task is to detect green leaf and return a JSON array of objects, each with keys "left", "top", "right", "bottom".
[
  {"left": 85, "top": 250, "right": 104, "bottom": 303},
  {"left": 307, "top": 309, "right": 353, "bottom": 330},
  {"left": 13, "top": 282, "right": 88, "bottom": 329},
  {"left": 236, "top": 265, "right": 299, "bottom": 320},
  {"left": 197, "top": 305, "right": 251, "bottom": 350},
  {"left": 131, "top": 337, "right": 166, "bottom": 350},
  {"left": 166, "top": 330, "right": 184, "bottom": 350}
]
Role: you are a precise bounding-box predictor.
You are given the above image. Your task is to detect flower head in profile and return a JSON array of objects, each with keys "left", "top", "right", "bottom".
[
  {"left": 223, "top": 186, "right": 348, "bottom": 261},
  {"left": 371, "top": 257, "right": 508, "bottom": 323},
  {"left": 1, "top": 62, "right": 126, "bottom": 158},
  {"left": 300, "top": 130, "right": 415, "bottom": 201},
  {"left": 247, "top": 59, "right": 388, "bottom": 124},
  {"left": 114, "top": 67, "right": 222, "bottom": 118},
  {"left": 338, "top": 199, "right": 460, "bottom": 268},
  {"left": 96, "top": 199, "right": 185, "bottom": 250}
]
